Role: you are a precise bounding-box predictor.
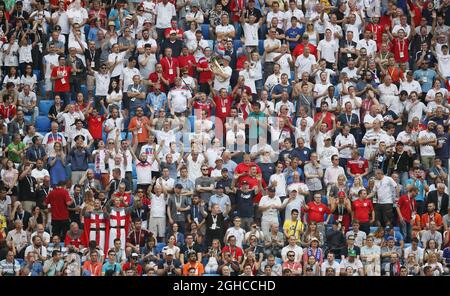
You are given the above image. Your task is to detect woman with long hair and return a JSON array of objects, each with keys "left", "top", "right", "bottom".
[
  {"left": 0, "top": 159, "right": 18, "bottom": 199},
  {"left": 162, "top": 234, "right": 180, "bottom": 260},
  {"left": 240, "top": 250, "right": 259, "bottom": 276},
  {"left": 204, "top": 238, "right": 221, "bottom": 274},
  {"left": 301, "top": 222, "right": 324, "bottom": 247},
  {"left": 372, "top": 226, "right": 386, "bottom": 247},
  {"left": 48, "top": 95, "right": 64, "bottom": 122},
  {"left": 106, "top": 79, "right": 123, "bottom": 113},
  {"left": 349, "top": 176, "right": 365, "bottom": 201},
  {"left": 48, "top": 142, "right": 67, "bottom": 186},
  {"left": 424, "top": 239, "right": 443, "bottom": 263},
  {"left": 20, "top": 65, "right": 37, "bottom": 92},
  {"left": 2, "top": 66, "right": 20, "bottom": 89},
  {"left": 142, "top": 236, "right": 160, "bottom": 263}
]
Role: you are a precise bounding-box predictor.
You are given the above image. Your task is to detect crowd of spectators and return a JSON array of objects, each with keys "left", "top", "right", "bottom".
[{"left": 0, "top": 0, "right": 449, "bottom": 277}]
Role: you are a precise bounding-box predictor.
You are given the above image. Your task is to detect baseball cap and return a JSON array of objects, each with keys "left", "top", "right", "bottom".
[
  {"left": 215, "top": 184, "right": 225, "bottom": 190},
  {"left": 125, "top": 15, "right": 133, "bottom": 20},
  {"left": 165, "top": 249, "right": 174, "bottom": 256},
  {"left": 289, "top": 188, "right": 298, "bottom": 193},
  {"left": 131, "top": 252, "right": 139, "bottom": 258},
  {"left": 169, "top": 30, "right": 177, "bottom": 35},
  {"left": 222, "top": 55, "right": 231, "bottom": 61},
  {"left": 427, "top": 120, "right": 436, "bottom": 125},
  {"left": 348, "top": 249, "right": 357, "bottom": 257},
  {"left": 144, "top": 19, "right": 152, "bottom": 24},
  {"left": 324, "top": 135, "right": 332, "bottom": 140},
  {"left": 337, "top": 191, "right": 346, "bottom": 198},
  {"left": 108, "top": 21, "right": 115, "bottom": 26},
  {"left": 387, "top": 236, "right": 395, "bottom": 241},
  {"left": 241, "top": 180, "right": 249, "bottom": 186}
]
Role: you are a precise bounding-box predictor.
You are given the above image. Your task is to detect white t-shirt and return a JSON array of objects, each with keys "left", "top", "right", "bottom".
[
  {"left": 437, "top": 53, "right": 450, "bottom": 78},
  {"left": 169, "top": 88, "right": 192, "bottom": 113},
  {"left": 317, "top": 39, "right": 338, "bottom": 63},
  {"left": 259, "top": 195, "right": 281, "bottom": 221},
  {"left": 378, "top": 83, "right": 399, "bottom": 108},
  {"left": 108, "top": 51, "right": 127, "bottom": 77},
  {"left": 373, "top": 176, "right": 397, "bottom": 204},
  {"left": 213, "top": 66, "right": 232, "bottom": 91},
  {"left": 264, "top": 38, "right": 281, "bottom": 62},
  {"left": 418, "top": 130, "right": 436, "bottom": 156},
  {"left": 242, "top": 23, "right": 259, "bottom": 47},
  {"left": 295, "top": 54, "right": 317, "bottom": 77},
  {"left": 155, "top": 2, "right": 176, "bottom": 28},
  {"left": 104, "top": 117, "right": 124, "bottom": 140}
]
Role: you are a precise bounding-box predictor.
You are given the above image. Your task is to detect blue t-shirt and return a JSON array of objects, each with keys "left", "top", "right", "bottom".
[
  {"left": 285, "top": 27, "right": 305, "bottom": 51},
  {"left": 436, "top": 132, "right": 450, "bottom": 159},
  {"left": 108, "top": 9, "right": 129, "bottom": 30},
  {"left": 413, "top": 69, "right": 436, "bottom": 93},
  {"left": 406, "top": 178, "right": 428, "bottom": 201}
]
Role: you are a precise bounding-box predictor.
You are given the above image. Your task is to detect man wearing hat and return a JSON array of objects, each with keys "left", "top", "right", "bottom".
[
  {"left": 69, "top": 134, "right": 91, "bottom": 185},
  {"left": 186, "top": 2, "right": 204, "bottom": 24},
  {"left": 212, "top": 55, "right": 232, "bottom": 92},
  {"left": 121, "top": 252, "right": 143, "bottom": 276},
  {"left": 167, "top": 184, "right": 191, "bottom": 232},
  {"left": 292, "top": 32, "right": 318, "bottom": 59},
  {"left": 157, "top": 248, "right": 182, "bottom": 276},
  {"left": 209, "top": 184, "right": 231, "bottom": 218},
  {"left": 418, "top": 120, "right": 437, "bottom": 170},
  {"left": 339, "top": 249, "right": 364, "bottom": 276},
  {"left": 69, "top": 118, "right": 94, "bottom": 148}
]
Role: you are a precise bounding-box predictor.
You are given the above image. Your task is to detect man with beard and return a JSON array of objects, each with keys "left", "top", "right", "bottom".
[{"left": 83, "top": 199, "right": 110, "bottom": 253}]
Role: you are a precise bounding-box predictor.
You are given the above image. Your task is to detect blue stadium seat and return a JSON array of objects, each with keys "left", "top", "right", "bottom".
[
  {"left": 88, "top": 163, "right": 95, "bottom": 171},
  {"left": 156, "top": 243, "right": 166, "bottom": 254},
  {"left": 370, "top": 226, "right": 378, "bottom": 233},
  {"left": 80, "top": 85, "right": 88, "bottom": 98},
  {"left": 35, "top": 116, "right": 51, "bottom": 132},
  {"left": 201, "top": 24, "right": 209, "bottom": 39},
  {"left": 275, "top": 257, "right": 283, "bottom": 265},
  {"left": 33, "top": 70, "right": 41, "bottom": 82},
  {"left": 206, "top": 40, "right": 214, "bottom": 51},
  {"left": 132, "top": 165, "right": 137, "bottom": 179},
  {"left": 404, "top": 243, "right": 411, "bottom": 249},
  {"left": 39, "top": 100, "right": 53, "bottom": 116},
  {"left": 258, "top": 40, "right": 265, "bottom": 55},
  {"left": 233, "top": 40, "right": 242, "bottom": 52},
  {"left": 358, "top": 147, "right": 365, "bottom": 157},
  {"left": 204, "top": 273, "right": 220, "bottom": 276},
  {"left": 132, "top": 179, "right": 137, "bottom": 192},
  {"left": 188, "top": 115, "right": 195, "bottom": 132},
  {"left": 24, "top": 115, "right": 32, "bottom": 123}
]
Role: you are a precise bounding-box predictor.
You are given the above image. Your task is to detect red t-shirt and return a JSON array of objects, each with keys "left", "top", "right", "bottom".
[
  {"left": 164, "top": 28, "right": 184, "bottom": 39},
  {"left": 313, "top": 112, "right": 334, "bottom": 131},
  {"left": 365, "top": 23, "right": 383, "bottom": 47},
  {"left": 304, "top": 202, "right": 330, "bottom": 223},
  {"left": 148, "top": 72, "right": 169, "bottom": 93},
  {"left": 352, "top": 199, "right": 374, "bottom": 223},
  {"left": 197, "top": 57, "right": 212, "bottom": 83},
  {"left": 390, "top": 38, "right": 409, "bottom": 63},
  {"left": 160, "top": 57, "right": 179, "bottom": 84},
  {"left": 292, "top": 43, "right": 318, "bottom": 59},
  {"left": 0, "top": 104, "right": 16, "bottom": 120},
  {"left": 44, "top": 187, "right": 72, "bottom": 221},
  {"left": 192, "top": 100, "right": 213, "bottom": 117},
  {"left": 87, "top": 115, "right": 106, "bottom": 140},
  {"left": 64, "top": 232, "right": 86, "bottom": 248},
  {"left": 239, "top": 175, "right": 267, "bottom": 203},
  {"left": 51, "top": 66, "right": 72, "bottom": 92},
  {"left": 177, "top": 55, "right": 197, "bottom": 77},
  {"left": 213, "top": 95, "right": 233, "bottom": 120},
  {"left": 397, "top": 194, "right": 416, "bottom": 223},
  {"left": 113, "top": 192, "right": 132, "bottom": 207},
  {"left": 222, "top": 246, "right": 243, "bottom": 261},
  {"left": 347, "top": 157, "right": 369, "bottom": 175}
]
